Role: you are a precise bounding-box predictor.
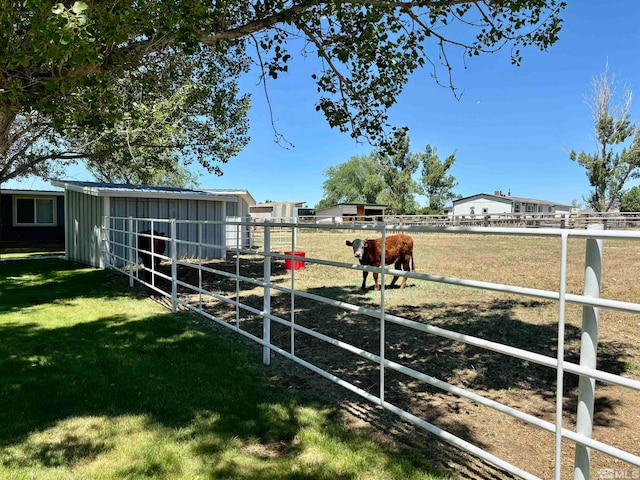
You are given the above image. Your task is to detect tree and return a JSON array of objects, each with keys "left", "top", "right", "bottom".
[
  {"left": 1, "top": 0, "right": 566, "bottom": 184},
  {"left": 88, "top": 156, "right": 202, "bottom": 188},
  {"left": 571, "top": 198, "right": 583, "bottom": 210},
  {"left": 318, "top": 133, "right": 459, "bottom": 214},
  {"left": 620, "top": 186, "right": 640, "bottom": 212},
  {"left": 70, "top": 48, "right": 249, "bottom": 186},
  {"left": 317, "top": 155, "right": 385, "bottom": 208},
  {"left": 570, "top": 66, "right": 640, "bottom": 212},
  {"left": 419, "top": 145, "right": 458, "bottom": 213},
  {"left": 376, "top": 130, "right": 420, "bottom": 215}
]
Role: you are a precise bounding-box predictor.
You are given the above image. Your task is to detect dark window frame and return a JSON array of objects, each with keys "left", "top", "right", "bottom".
[{"left": 13, "top": 196, "right": 57, "bottom": 226}]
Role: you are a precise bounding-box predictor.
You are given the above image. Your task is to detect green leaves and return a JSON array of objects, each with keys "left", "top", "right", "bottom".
[
  {"left": 1, "top": 0, "right": 567, "bottom": 184},
  {"left": 67, "top": 47, "right": 250, "bottom": 185},
  {"left": 419, "top": 145, "right": 459, "bottom": 213},
  {"left": 570, "top": 67, "right": 638, "bottom": 212},
  {"left": 318, "top": 155, "right": 386, "bottom": 208}
]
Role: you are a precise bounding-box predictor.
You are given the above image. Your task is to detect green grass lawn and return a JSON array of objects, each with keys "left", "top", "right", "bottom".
[{"left": 0, "top": 259, "right": 448, "bottom": 480}]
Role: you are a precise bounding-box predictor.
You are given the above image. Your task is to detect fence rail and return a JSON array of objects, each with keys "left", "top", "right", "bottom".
[
  {"left": 103, "top": 216, "right": 640, "bottom": 480},
  {"left": 298, "top": 211, "right": 640, "bottom": 229}
]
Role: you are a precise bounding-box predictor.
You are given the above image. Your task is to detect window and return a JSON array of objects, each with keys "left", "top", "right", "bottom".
[
  {"left": 14, "top": 197, "right": 56, "bottom": 226},
  {"left": 482, "top": 208, "right": 489, "bottom": 214}
]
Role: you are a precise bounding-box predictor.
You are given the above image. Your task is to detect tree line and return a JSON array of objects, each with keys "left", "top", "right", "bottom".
[{"left": 317, "top": 130, "right": 459, "bottom": 214}]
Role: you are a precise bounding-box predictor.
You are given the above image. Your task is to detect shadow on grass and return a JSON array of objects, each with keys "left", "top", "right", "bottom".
[
  {"left": 0, "top": 259, "right": 133, "bottom": 313},
  {"left": 0, "top": 260, "right": 445, "bottom": 479}
]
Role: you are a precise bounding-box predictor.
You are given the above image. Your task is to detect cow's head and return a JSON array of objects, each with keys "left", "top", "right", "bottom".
[{"left": 345, "top": 238, "right": 366, "bottom": 259}]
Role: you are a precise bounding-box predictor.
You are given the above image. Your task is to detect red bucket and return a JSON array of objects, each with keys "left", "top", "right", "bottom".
[{"left": 284, "top": 251, "right": 306, "bottom": 270}]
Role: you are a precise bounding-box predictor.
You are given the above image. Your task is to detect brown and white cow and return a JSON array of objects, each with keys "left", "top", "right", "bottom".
[
  {"left": 345, "top": 234, "right": 415, "bottom": 291},
  {"left": 138, "top": 230, "right": 166, "bottom": 279}
]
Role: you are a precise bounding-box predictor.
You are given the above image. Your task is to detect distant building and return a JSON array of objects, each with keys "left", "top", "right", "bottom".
[
  {"left": 314, "top": 203, "right": 388, "bottom": 223},
  {"left": 249, "top": 201, "right": 306, "bottom": 221},
  {"left": 451, "top": 191, "right": 573, "bottom": 217}
]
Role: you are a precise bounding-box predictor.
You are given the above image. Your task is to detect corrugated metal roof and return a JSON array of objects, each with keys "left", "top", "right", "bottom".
[
  {"left": 1, "top": 188, "right": 64, "bottom": 196},
  {"left": 51, "top": 180, "right": 236, "bottom": 202},
  {"left": 202, "top": 188, "right": 256, "bottom": 206}
]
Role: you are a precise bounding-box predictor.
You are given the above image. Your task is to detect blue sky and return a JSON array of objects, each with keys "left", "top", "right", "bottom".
[{"left": 5, "top": 2, "right": 640, "bottom": 208}]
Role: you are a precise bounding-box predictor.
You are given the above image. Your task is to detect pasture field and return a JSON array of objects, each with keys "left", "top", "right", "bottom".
[
  {"left": 166, "top": 228, "right": 640, "bottom": 479},
  {"left": 0, "top": 258, "right": 446, "bottom": 480}
]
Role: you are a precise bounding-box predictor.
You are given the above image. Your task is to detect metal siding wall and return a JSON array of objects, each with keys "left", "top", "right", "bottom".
[
  {"left": 213, "top": 201, "right": 224, "bottom": 258},
  {"left": 66, "top": 190, "right": 76, "bottom": 262},
  {"left": 64, "top": 189, "right": 103, "bottom": 267},
  {"left": 203, "top": 201, "right": 220, "bottom": 258},
  {"left": 104, "top": 197, "right": 226, "bottom": 266},
  {"left": 188, "top": 200, "right": 198, "bottom": 257}
]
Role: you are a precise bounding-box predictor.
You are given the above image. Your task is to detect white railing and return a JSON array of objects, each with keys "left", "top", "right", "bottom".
[
  {"left": 103, "top": 216, "right": 640, "bottom": 480},
  {"left": 297, "top": 212, "right": 640, "bottom": 229}
]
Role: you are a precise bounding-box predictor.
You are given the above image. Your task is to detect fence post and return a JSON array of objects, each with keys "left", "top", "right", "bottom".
[
  {"left": 150, "top": 221, "right": 156, "bottom": 287},
  {"left": 379, "top": 229, "right": 386, "bottom": 405},
  {"left": 102, "top": 215, "right": 110, "bottom": 269},
  {"left": 171, "top": 219, "right": 177, "bottom": 313},
  {"left": 128, "top": 216, "right": 135, "bottom": 288},
  {"left": 573, "top": 223, "right": 603, "bottom": 480},
  {"left": 263, "top": 223, "right": 271, "bottom": 365}
]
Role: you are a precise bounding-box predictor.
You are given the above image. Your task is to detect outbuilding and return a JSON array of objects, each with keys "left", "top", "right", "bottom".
[
  {"left": 249, "top": 201, "right": 306, "bottom": 221},
  {"left": 314, "top": 203, "right": 388, "bottom": 223},
  {"left": 51, "top": 180, "right": 241, "bottom": 268}
]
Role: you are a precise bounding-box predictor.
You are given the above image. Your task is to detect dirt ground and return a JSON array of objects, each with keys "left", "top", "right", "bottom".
[{"left": 143, "top": 232, "right": 640, "bottom": 480}]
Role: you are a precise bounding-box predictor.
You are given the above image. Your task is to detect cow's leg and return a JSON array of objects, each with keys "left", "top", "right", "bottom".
[
  {"left": 390, "top": 261, "right": 401, "bottom": 287},
  {"left": 400, "top": 259, "right": 409, "bottom": 288},
  {"left": 361, "top": 270, "right": 369, "bottom": 290},
  {"left": 372, "top": 271, "right": 380, "bottom": 291}
]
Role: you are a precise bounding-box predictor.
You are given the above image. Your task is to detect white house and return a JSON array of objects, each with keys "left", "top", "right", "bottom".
[{"left": 451, "top": 191, "right": 573, "bottom": 217}]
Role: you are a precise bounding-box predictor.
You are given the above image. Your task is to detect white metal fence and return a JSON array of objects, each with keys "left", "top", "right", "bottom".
[
  {"left": 103, "top": 216, "right": 640, "bottom": 480},
  {"left": 299, "top": 211, "right": 640, "bottom": 229}
]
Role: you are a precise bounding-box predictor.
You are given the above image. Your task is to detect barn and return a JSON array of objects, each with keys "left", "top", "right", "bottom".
[
  {"left": 51, "top": 180, "right": 244, "bottom": 268},
  {"left": 0, "top": 188, "right": 65, "bottom": 252}
]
